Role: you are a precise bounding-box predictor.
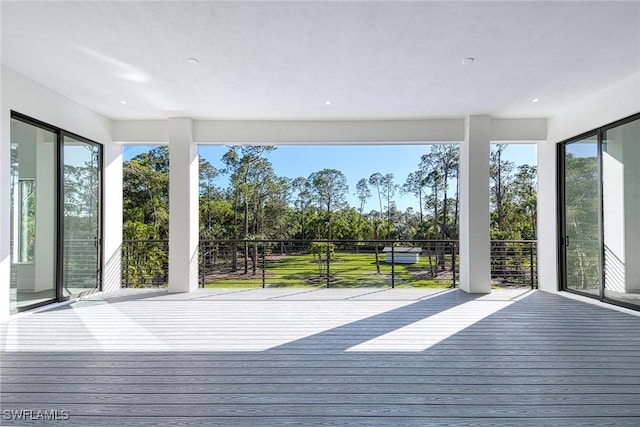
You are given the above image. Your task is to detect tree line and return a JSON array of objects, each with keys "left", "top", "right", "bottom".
[{"left": 123, "top": 144, "right": 537, "bottom": 244}]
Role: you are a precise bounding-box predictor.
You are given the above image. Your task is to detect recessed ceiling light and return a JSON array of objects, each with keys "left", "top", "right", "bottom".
[
  {"left": 461, "top": 57, "right": 475, "bottom": 65},
  {"left": 325, "top": 101, "right": 331, "bottom": 105},
  {"left": 187, "top": 57, "right": 200, "bottom": 65},
  {"left": 120, "top": 100, "right": 127, "bottom": 105},
  {"left": 531, "top": 98, "right": 540, "bottom": 103}
]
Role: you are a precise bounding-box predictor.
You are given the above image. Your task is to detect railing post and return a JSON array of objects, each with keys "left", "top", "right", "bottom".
[
  {"left": 326, "top": 241, "right": 331, "bottom": 288},
  {"left": 262, "top": 242, "right": 266, "bottom": 288},
  {"left": 199, "top": 241, "right": 204, "bottom": 288},
  {"left": 452, "top": 241, "right": 457, "bottom": 288},
  {"left": 391, "top": 244, "right": 395, "bottom": 288},
  {"left": 530, "top": 241, "right": 535, "bottom": 289},
  {"left": 124, "top": 242, "right": 129, "bottom": 288}
]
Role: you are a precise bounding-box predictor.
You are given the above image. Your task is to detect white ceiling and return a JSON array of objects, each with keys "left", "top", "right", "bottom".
[{"left": 2, "top": 1, "right": 639, "bottom": 121}]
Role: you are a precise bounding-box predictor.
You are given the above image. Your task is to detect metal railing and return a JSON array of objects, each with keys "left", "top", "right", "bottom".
[
  {"left": 121, "top": 239, "right": 538, "bottom": 289},
  {"left": 63, "top": 238, "right": 99, "bottom": 289},
  {"left": 122, "top": 239, "right": 168, "bottom": 288},
  {"left": 490, "top": 240, "right": 537, "bottom": 288},
  {"left": 199, "top": 239, "right": 457, "bottom": 289}
]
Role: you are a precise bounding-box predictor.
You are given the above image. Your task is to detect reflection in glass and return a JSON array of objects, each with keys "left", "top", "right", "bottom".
[
  {"left": 17, "top": 180, "right": 36, "bottom": 263},
  {"left": 603, "top": 118, "right": 640, "bottom": 306},
  {"left": 9, "top": 118, "right": 56, "bottom": 310},
  {"left": 564, "top": 138, "right": 600, "bottom": 295},
  {"left": 62, "top": 136, "right": 101, "bottom": 297}
]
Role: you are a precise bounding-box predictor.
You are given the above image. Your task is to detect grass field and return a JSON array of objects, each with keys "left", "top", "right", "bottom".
[{"left": 203, "top": 251, "right": 456, "bottom": 289}]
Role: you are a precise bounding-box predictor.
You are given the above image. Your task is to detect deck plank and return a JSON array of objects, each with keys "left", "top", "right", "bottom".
[{"left": 2, "top": 289, "right": 640, "bottom": 425}]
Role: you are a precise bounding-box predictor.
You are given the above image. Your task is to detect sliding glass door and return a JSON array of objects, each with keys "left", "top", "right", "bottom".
[
  {"left": 9, "top": 113, "right": 102, "bottom": 312},
  {"left": 62, "top": 135, "right": 102, "bottom": 297},
  {"left": 561, "top": 135, "right": 600, "bottom": 296},
  {"left": 602, "top": 117, "right": 640, "bottom": 307},
  {"left": 9, "top": 118, "right": 58, "bottom": 310},
  {"left": 559, "top": 113, "right": 640, "bottom": 309}
]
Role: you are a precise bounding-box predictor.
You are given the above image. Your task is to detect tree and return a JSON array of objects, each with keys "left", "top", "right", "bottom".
[
  {"left": 419, "top": 145, "right": 459, "bottom": 270},
  {"left": 353, "top": 178, "right": 371, "bottom": 244},
  {"left": 564, "top": 154, "right": 598, "bottom": 290},
  {"left": 222, "top": 145, "right": 276, "bottom": 273},
  {"left": 261, "top": 176, "right": 291, "bottom": 239},
  {"left": 381, "top": 173, "right": 396, "bottom": 228},
  {"left": 402, "top": 171, "right": 427, "bottom": 223},
  {"left": 310, "top": 241, "right": 335, "bottom": 277},
  {"left": 122, "top": 146, "right": 170, "bottom": 287},
  {"left": 434, "top": 145, "right": 459, "bottom": 242},
  {"left": 308, "top": 168, "right": 348, "bottom": 239},
  {"left": 121, "top": 143, "right": 539, "bottom": 288},
  {"left": 123, "top": 146, "right": 169, "bottom": 240},
  {"left": 355, "top": 178, "right": 371, "bottom": 215},
  {"left": 420, "top": 154, "right": 442, "bottom": 239},
  {"left": 63, "top": 146, "right": 100, "bottom": 240},
  {"left": 367, "top": 173, "right": 386, "bottom": 272},
  {"left": 368, "top": 173, "right": 384, "bottom": 219},
  {"left": 421, "top": 145, "right": 458, "bottom": 239},
  {"left": 488, "top": 145, "right": 542, "bottom": 282},
  {"left": 513, "top": 164, "right": 537, "bottom": 240},
  {"left": 199, "top": 157, "right": 221, "bottom": 240},
  {"left": 291, "top": 177, "right": 313, "bottom": 239},
  {"left": 490, "top": 144, "right": 516, "bottom": 239}
]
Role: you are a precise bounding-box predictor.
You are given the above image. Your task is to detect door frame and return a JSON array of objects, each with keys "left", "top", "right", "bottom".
[
  {"left": 557, "top": 130, "right": 603, "bottom": 300},
  {"left": 557, "top": 112, "right": 640, "bottom": 311},
  {"left": 10, "top": 111, "right": 104, "bottom": 313},
  {"left": 57, "top": 131, "right": 104, "bottom": 302}
]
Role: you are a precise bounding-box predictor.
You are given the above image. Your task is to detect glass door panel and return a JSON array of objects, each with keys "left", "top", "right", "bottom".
[
  {"left": 9, "top": 118, "right": 57, "bottom": 310},
  {"left": 562, "top": 136, "right": 600, "bottom": 295},
  {"left": 62, "top": 136, "right": 101, "bottom": 297},
  {"left": 602, "top": 117, "right": 640, "bottom": 306}
]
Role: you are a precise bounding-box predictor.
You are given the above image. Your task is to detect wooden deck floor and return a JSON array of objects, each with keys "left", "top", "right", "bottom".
[{"left": 2, "top": 288, "right": 640, "bottom": 426}]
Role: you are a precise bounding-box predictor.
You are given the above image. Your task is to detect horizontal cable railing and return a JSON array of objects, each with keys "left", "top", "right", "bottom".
[
  {"left": 490, "top": 240, "right": 537, "bottom": 289},
  {"left": 199, "top": 239, "right": 457, "bottom": 289},
  {"left": 63, "top": 238, "right": 99, "bottom": 290},
  {"left": 121, "top": 239, "right": 169, "bottom": 288},
  {"left": 121, "top": 239, "right": 538, "bottom": 289}
]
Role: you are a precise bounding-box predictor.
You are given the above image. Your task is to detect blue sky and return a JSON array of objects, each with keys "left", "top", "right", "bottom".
[{"left": 123, "top": 144, "right": 536, "bottom": 212}]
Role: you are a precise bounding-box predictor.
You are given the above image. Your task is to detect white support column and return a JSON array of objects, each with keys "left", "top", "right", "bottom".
[
  {"left": 168, "top": 118, "right": 199, "bottom": 293},
  {"left": 102, "top": 142, "right": 123, "bottom": 293},
  {"left": 536, "top": 140, "right": 558, "bottom": 293},
  {"left": 459, "top": 116, "right": 491, "bottom": 293}
]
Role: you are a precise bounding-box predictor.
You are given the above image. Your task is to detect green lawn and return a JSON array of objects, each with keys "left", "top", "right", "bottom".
[{"left": 203, "top": 251, "right": 456, "bottom": 289}]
